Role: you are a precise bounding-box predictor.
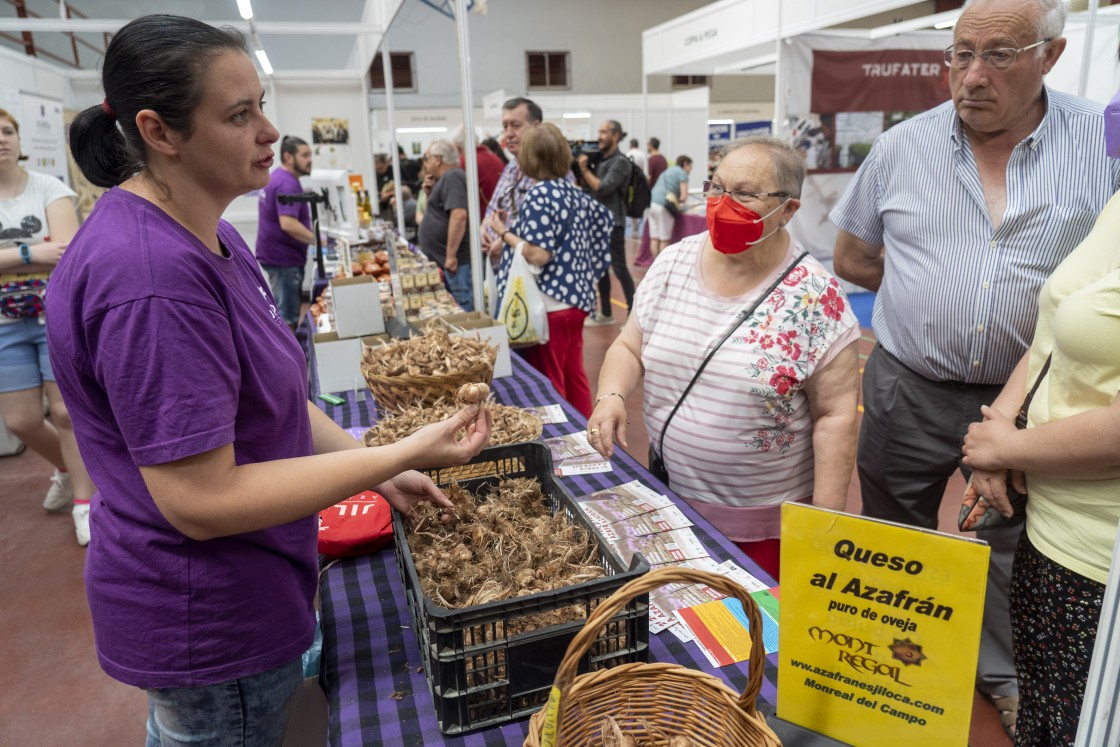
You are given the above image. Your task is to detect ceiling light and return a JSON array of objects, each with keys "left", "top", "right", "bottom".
[
  {"left": 255, "top": 48, "right": 273, "bottom": 75},
  {"left": 562, "top": 112, "right": 591, "bottom": 119},
  {"left": 707, "top": 119, "right": 734, "bottom": 125},
  {"left": 934, "top": 19, "right": 957, "bottom": 30},
  {"left": 237, "top": 0, "right": 254, "bottom": 20}
]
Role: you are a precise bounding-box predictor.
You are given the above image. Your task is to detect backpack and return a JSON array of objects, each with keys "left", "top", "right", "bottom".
[{"left": 625, "top": 157, "right": 651, "bottom": 218}]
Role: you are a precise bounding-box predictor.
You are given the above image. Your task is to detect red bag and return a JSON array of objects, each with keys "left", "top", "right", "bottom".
[{"left": 317, "top": 490, "right": 394, "bottom": 557}]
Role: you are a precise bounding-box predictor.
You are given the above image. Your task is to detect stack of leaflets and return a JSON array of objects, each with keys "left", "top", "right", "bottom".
[
  {"left": 543, "top": 431, "right": 612, "bottom": 476},
  {"left": 528, "top": 404, "right": 567, "bottom": 424},
  {"left": 574, "top": 480, "right": 782, "bottom": 663}
]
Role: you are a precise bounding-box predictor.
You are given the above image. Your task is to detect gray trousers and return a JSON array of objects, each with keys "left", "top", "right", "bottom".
[{"left": 858, "top": 344, "right": 1020, "bottom": 698}]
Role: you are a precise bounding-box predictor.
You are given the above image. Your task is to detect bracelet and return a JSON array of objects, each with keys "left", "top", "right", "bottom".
[
  {"left": 18, "top": 243, "right": 31, "bottom": 265},
  {"left": 594, "top": 392, "right": 625, "bottom": 407}
]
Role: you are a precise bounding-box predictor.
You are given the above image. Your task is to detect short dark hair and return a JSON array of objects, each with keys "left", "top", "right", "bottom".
[
  {"left": 676, "top": 155, "right": 692, "bottom": 168},
  {"left": 629, "top": 138, "right": 639, "bottom": 148},
  {"left": 281, "top": 136, "right": 308, "bottom": 163},
  {"left": 69, "top": 14, "right": 248, "bottom": 188},
  {"left": 649, "top": 137, "right": 660, "bottom": 150},
  {"left": 502, "top": 97, "right": 542, "bottom": 124}
]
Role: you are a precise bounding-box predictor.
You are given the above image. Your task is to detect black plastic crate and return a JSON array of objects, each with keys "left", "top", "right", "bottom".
[{"left": 393, "top": 442, "right": 650, "bottom": 735}]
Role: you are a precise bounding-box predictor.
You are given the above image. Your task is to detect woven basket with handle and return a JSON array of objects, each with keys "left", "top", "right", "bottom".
[{"left": 524, "top": 567, "right": 781, "bottom": 747}]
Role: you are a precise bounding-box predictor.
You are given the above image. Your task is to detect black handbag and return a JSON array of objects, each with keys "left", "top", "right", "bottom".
[
  {"left": 648, "top": 252, "right": 809, "bottom": 485},
  {"left": 958, "top": 354, "right": 1052, "bottom": 531}
]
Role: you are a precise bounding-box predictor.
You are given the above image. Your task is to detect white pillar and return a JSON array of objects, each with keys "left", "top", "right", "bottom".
[
  {"left": 381, "top": 39, "right": 407, "bottom": 233},
  {"left": 454, "top": 0, "right": 484, "bottom": 313}
]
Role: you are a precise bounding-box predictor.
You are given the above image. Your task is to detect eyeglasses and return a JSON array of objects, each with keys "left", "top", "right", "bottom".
[
  {"left": 943, "top": 38, "right": 1051, "bottom": 70},
  {"left": 703, "top": 181, "right": 789, "bottom": 204}
]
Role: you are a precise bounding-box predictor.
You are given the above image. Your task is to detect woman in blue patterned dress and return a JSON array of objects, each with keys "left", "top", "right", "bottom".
[{"left": 488, "top": 123, "right": 613, "bottom": 416}]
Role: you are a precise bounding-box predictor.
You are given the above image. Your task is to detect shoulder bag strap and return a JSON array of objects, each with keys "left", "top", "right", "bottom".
[
  {"left": 655, "top": 251, "right": 810, "bottom": 461},
  {"left": 1015, "top": 353, "right": 1052, "bottom": 429}
]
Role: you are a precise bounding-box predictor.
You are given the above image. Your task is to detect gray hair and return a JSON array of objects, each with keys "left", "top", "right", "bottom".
[
  {"left": 449, "top": 124, "right": 477, "bottom": 149},
  {"left": 427, "top": 139, "right": 459, "bottom": 164},
  {"left": 960, "top": 0, "right": 1068, "bottom": 46},
  {"left": 718, "top": 136, "right": 805, "bottom": 199}
]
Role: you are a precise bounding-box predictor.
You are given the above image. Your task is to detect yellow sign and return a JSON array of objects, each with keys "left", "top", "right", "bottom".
[{"left": 777, "top": 504, "right": 989, "bottom": 747}]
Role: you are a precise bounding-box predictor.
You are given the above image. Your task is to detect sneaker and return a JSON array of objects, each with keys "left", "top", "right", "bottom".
[
  {"left": 72, "top": 503, "right": 91, "bottom": 547},
  {"left": 43, "top": 469, "right": 73, "bottom": 511},
  {"left": 586, "top": 312, "right": 615, "bottom": 326}
]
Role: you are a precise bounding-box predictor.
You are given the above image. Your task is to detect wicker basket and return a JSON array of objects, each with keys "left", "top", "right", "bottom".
[
  {"left": 361, "top": 354, "right": 495, "bottom": 411},
  {"left": 524, "top": 567, "right": 781, "bottom": 747}
]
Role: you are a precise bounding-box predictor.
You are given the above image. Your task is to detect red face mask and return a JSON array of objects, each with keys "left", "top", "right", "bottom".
[{"left": 706, "top": 194, "right": 788, "bottom": 255}]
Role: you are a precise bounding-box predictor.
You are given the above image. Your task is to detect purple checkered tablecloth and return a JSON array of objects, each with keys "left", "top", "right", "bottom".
[{"left": 315, "top": 355, "right": 780, "bottom": 746}]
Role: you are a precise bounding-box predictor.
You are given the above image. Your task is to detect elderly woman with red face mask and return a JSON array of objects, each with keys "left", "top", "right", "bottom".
[{"left": 587, "top": 137, "right": 860, "bottom": 581}]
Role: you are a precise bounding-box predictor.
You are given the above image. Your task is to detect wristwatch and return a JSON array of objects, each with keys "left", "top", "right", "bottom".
[{"left": 18, "top": 243, "right": 31, "bottom": 265}]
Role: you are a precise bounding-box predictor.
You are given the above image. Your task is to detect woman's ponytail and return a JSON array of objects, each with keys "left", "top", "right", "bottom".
[{"left": 69, "top": 104, "right": 133, "bottom": 188}]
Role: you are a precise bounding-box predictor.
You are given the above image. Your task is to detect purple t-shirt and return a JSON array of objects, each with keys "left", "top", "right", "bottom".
[
  {"left": 46, "top": 188, "right": 317, "bottom": 689},
  {"left": 255, "top": 167, "right": 310, "bottom": 267}
]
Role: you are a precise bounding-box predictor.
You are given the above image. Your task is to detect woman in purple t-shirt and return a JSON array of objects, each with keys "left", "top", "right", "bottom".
[{"left": 53, "top": 15, "right": 492, "bottom": 746}]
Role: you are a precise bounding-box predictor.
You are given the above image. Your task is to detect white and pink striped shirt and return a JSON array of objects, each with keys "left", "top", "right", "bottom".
[{"left": 635, "top": 232, "right": 859, "bottom": 542}]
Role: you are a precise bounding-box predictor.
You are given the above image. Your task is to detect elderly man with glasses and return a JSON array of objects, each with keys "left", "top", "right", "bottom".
[{"left": 829, "top": 0, "right": 1120, "bottom": 738}]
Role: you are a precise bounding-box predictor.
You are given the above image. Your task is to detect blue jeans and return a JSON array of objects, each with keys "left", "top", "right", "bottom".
[
  {"left": 443, "top": 264, "right": 474, "bottom": 312},
  {"left": 260, "top": 264, "right": 305, "bottom": 327},
  {"left": 145, "top": 658, "right": 303, "bottom": 747},
  {"left": 0, "top": 317, "right": 53, "bottom": 392}
]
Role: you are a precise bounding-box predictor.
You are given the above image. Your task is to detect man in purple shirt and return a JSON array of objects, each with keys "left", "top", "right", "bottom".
[{"left": 256, "top": 135, "right": 313, "bottom": 328}]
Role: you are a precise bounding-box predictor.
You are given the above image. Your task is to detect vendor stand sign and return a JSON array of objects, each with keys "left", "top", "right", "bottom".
[{"left": 777, "top": 504, "right": 988, "bottom": 747}]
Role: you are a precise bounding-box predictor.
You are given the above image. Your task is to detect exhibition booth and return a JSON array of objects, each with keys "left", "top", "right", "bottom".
[{"left": 3, "top": 1, "right": 1120, "bottom": 745}]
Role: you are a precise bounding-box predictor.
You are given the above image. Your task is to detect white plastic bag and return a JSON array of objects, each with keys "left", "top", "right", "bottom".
[{"left": 497, "top": 244, "right": 549, "bottom": 347}]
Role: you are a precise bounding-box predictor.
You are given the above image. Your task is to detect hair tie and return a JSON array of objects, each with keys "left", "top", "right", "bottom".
[{"left": 101, "top": 99, "right": 116, "bottom": 121}]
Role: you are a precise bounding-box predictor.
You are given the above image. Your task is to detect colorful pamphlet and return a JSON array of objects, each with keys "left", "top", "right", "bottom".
[
  {"left": 543, "top": 432, "right": 612, "bottom": 475},
  {"left": 607, "top": 527, "right": 708, "bottom": 566},
  {"left": 528, "top": 404, "right": 568, "bottom": 424}
]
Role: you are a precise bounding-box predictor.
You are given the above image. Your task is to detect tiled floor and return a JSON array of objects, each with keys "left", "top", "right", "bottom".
[{"left": 0, "top": 231, "right": 1011, "bottom": 746}]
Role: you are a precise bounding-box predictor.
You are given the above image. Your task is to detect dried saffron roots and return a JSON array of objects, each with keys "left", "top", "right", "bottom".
[
  {"left": 360, "top": 324, "right": 495, "bottom": 378},
  {"left": 456, "top": 382, "right": 491, "bottom": 404},
  {"left": 362, "top": 398, "right": 541, "bottom": 447},
  {"left": 407, "top": 478, "right": 605, "bottom": 628}
]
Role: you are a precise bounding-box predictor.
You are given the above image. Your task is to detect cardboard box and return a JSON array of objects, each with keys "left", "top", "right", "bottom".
[
  {"left": 440, "top": 312, "right": 511, "bottom": 378},
  {"left": 330, "top": 275, "right": 386, "bottom": 339},
  {"left": 313, "top": 332, "right": 364, "bottom": 394}
]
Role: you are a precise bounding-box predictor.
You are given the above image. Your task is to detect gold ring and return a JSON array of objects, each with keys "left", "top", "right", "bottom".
[{"left": 589, "top": 427, "right": 600, "bottom": 433}]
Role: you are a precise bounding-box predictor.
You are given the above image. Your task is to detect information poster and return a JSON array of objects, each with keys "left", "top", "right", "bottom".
[
  {"left": 18, "top": 92, "right": 69, "bottom": 185},
  {"left": 777, "top": 504, "right": 988, "bottom": 747}
]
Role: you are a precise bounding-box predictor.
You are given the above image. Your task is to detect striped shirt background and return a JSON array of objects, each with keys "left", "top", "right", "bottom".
[
  {"left": 830, "top": 87, "right": 1120, "bottom": 384},
  {"left": 635, "top": 233, "right": 859, "bottom": 511}
]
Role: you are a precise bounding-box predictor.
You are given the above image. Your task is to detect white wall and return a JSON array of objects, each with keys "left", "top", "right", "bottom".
[
  {"left": 0, "top": 46, "right": 71, "bottom": 104},
  {"left": 370, "top": 0, "right": 711, "bottom": 110}
]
